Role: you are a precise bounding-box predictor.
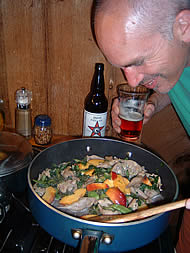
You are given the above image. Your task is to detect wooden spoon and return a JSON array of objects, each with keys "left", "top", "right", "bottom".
[{"left": 86, "top": 199, "right": 187, "bottom": 223}]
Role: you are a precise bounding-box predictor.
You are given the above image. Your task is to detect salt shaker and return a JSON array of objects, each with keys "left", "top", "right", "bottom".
[{"left": 34, "top": 115, "right": 52, "bottom": 145}]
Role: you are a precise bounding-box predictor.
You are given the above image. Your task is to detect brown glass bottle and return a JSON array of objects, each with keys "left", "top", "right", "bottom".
[{"left": 83, "top": 63, "right": 108, "bottom": 137}]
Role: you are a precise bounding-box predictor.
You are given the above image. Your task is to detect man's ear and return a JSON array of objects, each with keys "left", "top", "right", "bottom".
[{"left": 173, "top": 10, "right": 190, "bottom": 43}]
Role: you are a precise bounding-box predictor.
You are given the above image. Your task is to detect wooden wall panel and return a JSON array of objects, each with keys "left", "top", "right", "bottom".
[
  {"left": 0, "top": 0, "right": 189, "bottom": 169},
  {"left": 1, "top": 0, "right": 48, "bottom": 127}
]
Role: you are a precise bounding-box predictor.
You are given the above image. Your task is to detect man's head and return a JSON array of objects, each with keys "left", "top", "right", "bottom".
[{"left": 94, "top": 0, "right": 190, "bottom": 93}]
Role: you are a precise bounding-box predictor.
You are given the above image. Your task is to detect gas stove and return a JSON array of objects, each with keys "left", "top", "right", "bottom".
[
  {"left": 0, "top": 146, "right": 176, "bottom": 253},
  {"left": 0, "top": 191, "right": 175, "bottom": 253}
]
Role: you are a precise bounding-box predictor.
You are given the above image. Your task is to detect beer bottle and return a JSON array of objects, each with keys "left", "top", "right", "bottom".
[{"left": 83, "top": 63, "right": 108, "bottom": 137}]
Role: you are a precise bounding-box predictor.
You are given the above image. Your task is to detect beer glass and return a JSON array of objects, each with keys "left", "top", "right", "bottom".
[{"left": 117, "top": 83, "right": 150, "bottom": 141}]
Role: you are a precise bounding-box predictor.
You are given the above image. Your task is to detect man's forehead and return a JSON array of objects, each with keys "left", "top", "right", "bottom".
[{"left": 95, "top": 1, "right": 142, "bottom": 39}]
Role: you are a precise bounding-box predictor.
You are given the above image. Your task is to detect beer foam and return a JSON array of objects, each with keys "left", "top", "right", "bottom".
[{"left": 120, "top": 111, "right": 143, "bottom": 122}]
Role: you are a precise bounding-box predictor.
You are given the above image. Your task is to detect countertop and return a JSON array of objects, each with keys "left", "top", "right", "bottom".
[{"left": 29, "top": 135, "right": 80, "bottom": 148}]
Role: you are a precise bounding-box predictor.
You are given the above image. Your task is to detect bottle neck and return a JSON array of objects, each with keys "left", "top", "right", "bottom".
[{"left": 91, "top": 67, "right": 105, "bottom": 94}]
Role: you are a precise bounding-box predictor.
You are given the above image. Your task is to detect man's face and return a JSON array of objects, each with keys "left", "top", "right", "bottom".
[{"left": 95, "top": 11, "right": 189, "bottom": 93}]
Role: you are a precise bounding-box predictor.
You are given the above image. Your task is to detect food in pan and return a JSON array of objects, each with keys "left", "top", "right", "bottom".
[{"left": 33, "top": 155, "right": 163, "bottom": 217}]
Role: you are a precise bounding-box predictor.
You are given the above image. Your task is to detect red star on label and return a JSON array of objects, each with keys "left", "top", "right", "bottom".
[{"left": 88, "top": 121, "right": 104, "bottom": 137}]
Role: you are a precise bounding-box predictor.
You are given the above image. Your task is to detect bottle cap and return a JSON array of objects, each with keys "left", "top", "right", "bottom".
[
  {"left": 95, "top": 63, "right": 104, "bottom": 71},
  {"left": 35, "top": 115, "right": 51, "bottom": 127}
]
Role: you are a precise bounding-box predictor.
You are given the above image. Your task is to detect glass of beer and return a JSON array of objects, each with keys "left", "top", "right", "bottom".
[{"left": 117, "top": 83, "right": 150, "bottom": 141}]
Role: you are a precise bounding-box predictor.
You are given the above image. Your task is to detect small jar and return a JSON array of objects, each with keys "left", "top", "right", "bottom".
[{"left": 34, "top": 115, "right": 52, "bottom": 145}]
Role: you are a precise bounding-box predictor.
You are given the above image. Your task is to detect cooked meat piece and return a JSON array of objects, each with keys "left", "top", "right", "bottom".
[
  {"left": 53, "top": 197, "right": 96, "bottom": 216},
  {"left": 126, "top": 196, "right": 133, "bottom": 205},
  {"left": 128, "top": 199, "right": 138, "bottom": 211},
  {"left": 127, "top": 176, "right": 144, "bottom": 188},
  {"left": 82, "top": 176, "right": 96, "bottom": 188},
  {"left": 61, "top": 166, "right": 75, "bottom": 179},
  {"left": 112, "top": 162, "right": 126, "bottom": 176},
  {"left": 87, "top": 155, "right": 104, "bottom": 161},
  {"left": 130, "top": 187, "right": 148, "bottom": 200},
  {"left": 123, "top": 160, "right": 144, "bottom": 179},
  {"left": 58, "top": 179, "right": 78, "bottom": 194},
  {"left": 97, "top": 159, "right": 118, "bottom": 168},
  {"left": 144, "top": 189, "right": 160, "bottom": 198},
  {"left": 33, "top": 185, "right": 46, "bottom": 197},
  {"left": 112, "top": 160, "right": 145, "bottom": 179},
  {"left": 97, "top": 198, "right": 120, "bottom": 215},
  {"left": 147, "top": 193, "right": 164, "bottom": 204},
  {"left": 144, "top": 189, "right": 163, "bottom": 204},
  {"left": 98, "top": 198, "right": 113, "bottom": 207}
]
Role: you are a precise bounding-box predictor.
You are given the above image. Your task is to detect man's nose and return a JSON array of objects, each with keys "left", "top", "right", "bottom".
[{"left": 123, "top": 67, "right": 144, "bottom": 87}]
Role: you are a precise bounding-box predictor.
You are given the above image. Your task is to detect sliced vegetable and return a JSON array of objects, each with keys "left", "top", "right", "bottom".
[
  {"left": 142, "top": 176, "right": 152, "bottom": 186},
  {"left": 113, "top": 174, "right": 129, "bottom": 194},
  {"left": 88, "top": 191, "right": 99, "bottom": 200},
  {"left": 111, "top": 171, "right": 117, "bottom": 180},
  {"left": 106, "top": 187, "right": 126, "bottom": 206},
  {"left": 104, "top": 179, "right": 114, "bottom": 188},
  {"left": 78, "top": 159, "right": 103, "bottom": 170},
  {"left": 86, "top": 183, "right": 108, "bottom": 191},
  {"left": 83, "top": 169, "right": 95, "bottom": 176},
  {"left": 78, "top": 163, "right": 89, "bottom": 170},
  {"left": 59, "top": 188, "right": 86, "bottom": 205},
  {"left": 42, "top": 186, "right": 56, "bottom": 204},
  {"left": 88, "top": 159, "right": 104, "bottom": 166},
  {"left": 110, "top": 204, "right": 132, "bottom": 214}
]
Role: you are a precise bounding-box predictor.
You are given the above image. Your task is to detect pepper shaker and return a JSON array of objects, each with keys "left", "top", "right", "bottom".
[{"left": 15, "top": 88, "right": 32, "bottom": 138}]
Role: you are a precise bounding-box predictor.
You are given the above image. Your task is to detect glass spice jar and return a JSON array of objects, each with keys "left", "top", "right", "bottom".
[{"left": 34, "top": 115, "right": 52, "bottom": 145}]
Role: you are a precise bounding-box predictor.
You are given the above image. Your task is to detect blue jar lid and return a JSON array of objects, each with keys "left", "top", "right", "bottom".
[{"left": 35, "top": 115, "right": 51, "bottom": 127}]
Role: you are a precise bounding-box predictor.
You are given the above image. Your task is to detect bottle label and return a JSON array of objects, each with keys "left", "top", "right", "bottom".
[{"left": 83, "top": 110, "right": 107, "bottom": 137}]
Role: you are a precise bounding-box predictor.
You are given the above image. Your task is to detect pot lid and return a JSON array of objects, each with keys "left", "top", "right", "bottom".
[{"left": 0, "top": 131, "right": 32, "bottom": 176}]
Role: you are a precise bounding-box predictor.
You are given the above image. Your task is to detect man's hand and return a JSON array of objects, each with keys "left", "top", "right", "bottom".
[
  {"left": 111, "top": 98, "right": 156, "bottom": 133},
  {"left": 111, "top": 92, "right": 171, "bottom": 133},
  {"left": 143, "top": 102, "right": 156, "bottom": 124},
  {"left": 111, "top": 98, "right": 121, "bottom": 133}
]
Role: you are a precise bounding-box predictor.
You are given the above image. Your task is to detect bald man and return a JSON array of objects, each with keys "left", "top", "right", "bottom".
[{"left": 93, "top": 1, "right": 190, "bottom": 252}]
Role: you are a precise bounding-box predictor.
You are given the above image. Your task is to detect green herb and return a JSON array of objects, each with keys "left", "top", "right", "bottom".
[
  {"left": 125, "top": 170, "right": 129, "bottom": 179},
  {"left": 88, "top": 191, "right": 99, "bottom": 200},
  {"left": 110, "top": 204, "right": 132, "bottom": 214}
]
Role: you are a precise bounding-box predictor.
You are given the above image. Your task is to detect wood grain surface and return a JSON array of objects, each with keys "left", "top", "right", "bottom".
[{"left": 0, "top": 0, "right": 189, "bottom": 172}]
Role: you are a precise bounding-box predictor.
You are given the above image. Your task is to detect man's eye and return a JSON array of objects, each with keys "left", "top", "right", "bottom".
[{"left": 135, "top": 60, "right": 144, "bottom": 66}]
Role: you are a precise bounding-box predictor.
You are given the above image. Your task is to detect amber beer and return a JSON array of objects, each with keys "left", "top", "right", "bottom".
[
  {"left": 119, "top": 111, "right": 143, "bottom": 140},
  {"left": 118, "top": 83, "right": 149, "bottom": 141}
]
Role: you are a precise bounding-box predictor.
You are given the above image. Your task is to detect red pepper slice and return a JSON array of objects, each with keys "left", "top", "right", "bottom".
[
  {"left": 106, "top": 187, "right": 126, "bottom": 206},
  {"left": 111, "top": 171, "right": 117, "bottom": 180}
]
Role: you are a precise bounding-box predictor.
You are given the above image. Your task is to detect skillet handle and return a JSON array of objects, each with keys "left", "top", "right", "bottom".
[
  {"left": 79, "top": 230, "right": 103, "bottom": 253},
  {"left": 80, "top": 235, "right": 99, "bottom": 253}
]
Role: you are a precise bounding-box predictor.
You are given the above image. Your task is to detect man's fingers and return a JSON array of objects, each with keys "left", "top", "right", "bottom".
[
  {"left": 112, "top": 98, "right": 120, "bottom": 114},
  {"left": 111, "top": 98, "right": 121, "bottom": 133},
  {"left": 143, "top": 103, "right": 155, "bottom": 124}
]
